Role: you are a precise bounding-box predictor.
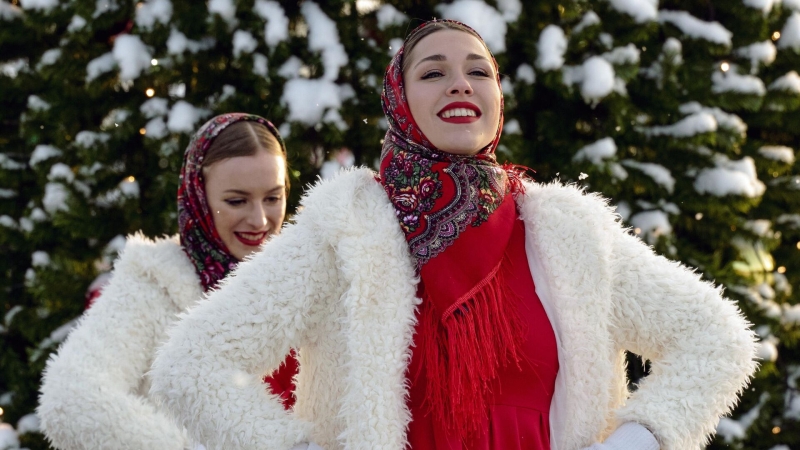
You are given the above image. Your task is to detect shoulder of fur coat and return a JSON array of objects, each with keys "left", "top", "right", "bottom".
[{"left": 38, "top": 234, "right": 201, "bottom": 450}]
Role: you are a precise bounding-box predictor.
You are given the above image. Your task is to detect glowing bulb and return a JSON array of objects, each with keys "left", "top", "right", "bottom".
[
  {"left": 151, "top": 59, "right": 158, "bottom": 66},
  {"left": 0, "top": 406, "right": 4, "bottom": 416},
  {"left": 125, "top": 176, "right": 135, "bottom": 182},
  {"left": 634, "top": 228, "right": 642, "bottom": 235},
  {"left": 772, "top": 426, "right": 781, "bottom": 434},
  {"left": 772, "top": 31, "right": 781, "bottom": 41},
  {"left": 777, "top": 266, "right": 786, "bottom": 274},
  {"left": 139, "top": 128, "right": 146, "bottom": 135},
  {"left": 145, "top": 88, "right": 155, "bottom": 97},
  {"left": 695, "top": 213, "right": 703, "bottom": 220},
  {"left": 720, "top": 62, "right": 730, "bottom": 72},
  {"left": 797, "top": 241, "right": 800, "bottom": 250}
]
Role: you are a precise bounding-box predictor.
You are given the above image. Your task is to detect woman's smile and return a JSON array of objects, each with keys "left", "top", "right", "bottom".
[{"left": 438, "top": 101, "right": 481, "bottom": 123}]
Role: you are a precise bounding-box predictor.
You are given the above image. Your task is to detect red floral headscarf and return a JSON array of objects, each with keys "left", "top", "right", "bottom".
[
  {"left": 379, "top": 21, "right": 529, "bottom": 438},
  {"left": 177, "top": 113, "right": 286, "bottom": 291}
]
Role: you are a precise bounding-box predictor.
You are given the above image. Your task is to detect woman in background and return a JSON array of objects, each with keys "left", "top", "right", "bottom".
[
  {"left": 38, "top": 113, "right": 297, "bottom": 450},
  {"left": 149, "top": 23, "right": 757, "bottom": 450}
]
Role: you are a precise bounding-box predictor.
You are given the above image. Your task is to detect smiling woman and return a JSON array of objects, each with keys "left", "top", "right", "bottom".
[
  {"left": 149, "top": 22, "right": 758, "bottom": 450},
  {"left": 37, "top": 113, "right": 298, "bottom": 450}
]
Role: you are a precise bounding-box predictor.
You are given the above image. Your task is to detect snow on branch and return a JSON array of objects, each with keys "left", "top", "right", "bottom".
[
  {"left": 658, "top": 10, "right": 733, "bottom": 47},
  {"left": 0, "top": 1, "right": 22, "bottom": 20},
  {"left": 778, "top": 12, "right": 800, "bottom": 51},
  {"left": 302, "top": 1, "right": 348, "bottom": 80},
  {"left": 607, "top": 0, "right": 658, "bottom": 23},
  {"left": 712, "top": 69, "right": 766, "bottom": 95},
  {"left": 19, "top": 0, "right": 57, "bottom": 13},
  {"left": 694, "top": 155, "right": 765, "bottom": 198},
  {"left": 376, "top": 4, "right": 407, "bottom": 30},
  {"left": 621, "top": 160, "right": 676, "bottom": 193},
  {"left": 679, "top": 102, "right": 747, "bottom": 137},
  {"left": 536, "top": 25, "right": 567, "bottom": 71},
  {"left": 769, "top": 71, "right": 800, "bottom": 93},
  {"left": 639, "top": 112, "right": 717, "bottom": 138},
  {"left": 254, "top": 0, "right": 289, "bottom": 48},
  {"left": 758, "top": 146, "right": 795, "bottom": 164},
  {"left": 112, "top": 35, "right": 152, "bottom": 82},
  {"left": 573, "top": 137, "right": 617, "bottom": 165},
  {"left": 135, "top": 0, "right": 172, "bottom": 30},
  {"left": 436, "top": 0, "right": 508, "bottom": 53}
]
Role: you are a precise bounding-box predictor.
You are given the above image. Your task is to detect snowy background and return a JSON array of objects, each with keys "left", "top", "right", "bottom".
[{"left": 1, "top": 0, "right": 800, "bottom": 448}]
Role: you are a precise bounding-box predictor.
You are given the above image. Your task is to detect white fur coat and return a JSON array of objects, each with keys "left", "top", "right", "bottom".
[
  {"left": 38, "top": 234, "right": 203, "bottom": 450},
  {"left": 149, "top": 168, "right": 757, "bottom": 450}
]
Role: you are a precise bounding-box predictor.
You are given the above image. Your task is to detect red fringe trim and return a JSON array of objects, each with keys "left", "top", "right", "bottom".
[{"left": 419, "top": 256, "right": 527, "bottom": 439}]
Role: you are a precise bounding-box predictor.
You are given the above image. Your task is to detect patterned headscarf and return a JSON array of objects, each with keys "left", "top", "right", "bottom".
[
  {"left": 177, "top": 113, "right": 286, "bottom": 292},
  {"left": 379, "top": 20, "right": 529, "bottom": 439}
]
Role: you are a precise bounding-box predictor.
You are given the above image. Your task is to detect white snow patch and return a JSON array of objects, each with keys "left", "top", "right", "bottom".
[
  {"left": 536, "top": 25, "right": 567, "bottom": 71},
  {"left": 563, "top": 57, "right": 616, "bottom": 105},
  {"left": 717, "top": 394, "right": 769, "bottom": 443},
  {"left": 0, "top": 423, "right": 19, "bottom": 450},
  {"left": 19, "top": 0, "right": 57, "bottom": 12},
  {"left": 615, "top": 201, "right": 631, "bottom": 221},
  {"left": 769, "top": 71, "right": 800, "bottom": 93},
  {"left": 166, "top": 28, "right": 215, "bottom": 54},
  {"left": 86, "top": 52, "right": 116, "bottom": 82},
  {"left": 113, "top": 34, "right": 151, "bottom": 81},
  {"left": 573, "top": 137, "right": 617, "bottom": 165},
  {"left": 281, "top": 78, "right": 342, "bottom": 125},
  {"left": 0, "top": 1, "right": 23, "bottom": 20},
  {"left": 0, "top": 189, "right": 15, "bottom": 199},
  {"left": 503, "top": 119, "right": 521, "bottom": 135},
  {"left": 497, "top": 0, "right": 522, "bottom": 22},
  {"left": 27, "top": 95, "right": 51, "bottom": 111},
  {"left": 208, "top": 0, "right": 236, "bottom": 26},
  {"left": 574, "top": 11, "right": 601, "bottom": 34},
  {"left": 608, "top": 0, "right": 658, "bottom": 23},
  {"left": 437, "top": 0, "right": 508, "bottom": 53},
  {"left": 135, "top": 0, "right": 172, "bottom": 30},
  {"left": 658, "top": 10, "right": 733, "bottom": 47},
  {"left": 140, "top": 97, "right": 169, "bottom": 118},
  {"left": 630, "top": 210, "right": 672, "bottom": 243},
  {"left": 602, "top": 44, "right": 641, "bottom": 65},
  {"left": 16, "top": 414, "right": 40, "bottom": 435},
  {"left": 29, "top": 145, "right": 62, "bottom": 167},
  {"left": 759, "top": 145, "right": 795, "bottom": 164},
  {"left": 388, "top": 37, "right": 403, "bottom": 57},
  {"left": 48, "top": 163, "right": 74, "bottom": 183},
  {"left": 232, "top": 30, "right": 258, "bottom": 58},
  {"left": 302, "top": 1, "right": 348, "bottom": 80},
  {"left": 376, "top": 4, "right": 407, "bottom": 30},
  {"left": 0, "top": 154, "right": 25, "bottom": 170},
  {"left": 167, "top": 101, "right": 209, "bottom": 133},
  {"left": 145, "top": 118, "right": 168, "bottom": 139},
  {"left": 277, "top": 56, "right": 304, "bottom": 79},
  {"left": 74, "top": 131, "right": 110, "bottom": 148},
  {"left": 712, "top": 69, "right": 767, "bottom": 95},
  {"left": 0, "top": 216, "right": 16, "bottom": 229},
  {"left": 778, "top": 12, "right": 800, "bottom": 51},
  {"left": 1, "top": 58, "right": 27, "bottom": 78},
  {"left": 784, "top": 304, "right": 800, "bottom": 325},
  {"left": 735, "top": 40, "right": 776, "bottom": 69},
  {"left": 319, "top": 148, "right": 355, "bottom": 179},
  {"left": 758, "top": 339, "right": 779, "bottom": 361},
  {"left": 501, "top": 76, "right": 514, "bottom": 95},
  {"left": 621, "top": 160, "right": 675, "bottom": 193},
  {"left": 744, "top": 220, "right": 772, "bottom": 236},
  {"left": 694, "top": 155, "right": 765, "bottom": 198},
  {"left": 67, "top": 15, "right": 87, "bottom": 32},
  {"left": 31, "top": 251, "right": 50, "bottom": 267},
  {"left": 254, "top": 0, "right": 289, "bottom": 48},
  {"left": 92, "top": 0, "right": 121, "bottom": 18},
  {"left": 640, "top": 112, "right": 717, "bottom": 137},
  {"left": 516, "top": 63, "right": 535, "bottom": 84},
  {"left": 253, "top": 53, "right": 268, "bottom": 77},
  {"left": 37, "top": 48, "right": 61, "bottom": 69},
  {"left": 30, "top": 208, "right": 46, "bottom": 222},
  {"left": 785, "top": 0, "right": 800, "bottom": 11},
  {"left": 679, "top": 102, "right": 747, "bottom": 137}
]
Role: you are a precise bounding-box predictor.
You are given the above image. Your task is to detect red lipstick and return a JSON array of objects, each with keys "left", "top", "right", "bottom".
[
  {"left": 437, "top": 102, "right": 481, "bottom": 124},
  {"left": 234, "top": 231, "right": 268, "bottom": 247}
]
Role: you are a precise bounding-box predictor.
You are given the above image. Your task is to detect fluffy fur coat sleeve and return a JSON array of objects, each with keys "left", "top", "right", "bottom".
[{"left": 37, "top": 235, "right": 201, "bottom": 450}]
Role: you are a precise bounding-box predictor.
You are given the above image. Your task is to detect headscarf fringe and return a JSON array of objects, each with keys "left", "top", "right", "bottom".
[{"left": 419, "top": 253, "right": 526, "bottom": 438}]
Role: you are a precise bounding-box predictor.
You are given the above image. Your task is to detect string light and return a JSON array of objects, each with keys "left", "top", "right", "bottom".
[
  {"left": 796, "top": 241, "right": 800, "bottom": 250},
  {"left": 772, "top": 426, "right": 781, "bottom": 434},
  {"left": 695, "top": 213, "right": 703, "bottom": 220},
  {"left": 151, "top": 59, "right": 158, "bottom": 66},
  {"left": 777, "top": 266, "right": 786, "bottom": 274},
  {"left": 0, "top": 406, "right": 4, "bottom": 416},
  {"left": 720, "top": 62, "right": 730, "bottom": 72},
  {"left": 139, "top": 128, "right": 146, "bottom": 135},
  {"left": 772, "top": 31, "right": 781, "bottom": 41},
  {"left": 125, "top": 176, "right": 136, "bottom": 182},
  {"left": 145, "top": 88, "right": 155, "bottom": 97}
]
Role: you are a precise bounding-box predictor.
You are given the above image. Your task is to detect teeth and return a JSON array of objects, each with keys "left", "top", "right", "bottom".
[
  {"left": 239, "top": 232, "right": 264, "bottom": 240},
  {"left": 442, "top": 108, "right": 477, "bottom": 118}
]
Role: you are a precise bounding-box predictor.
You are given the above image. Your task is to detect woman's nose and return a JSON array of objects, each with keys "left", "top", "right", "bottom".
[
  {"left": 247, "top": 204, "right": 268, "bottom": 229},
  {"left": 448, "top": 74, "right": 473, "bottom": 95}
]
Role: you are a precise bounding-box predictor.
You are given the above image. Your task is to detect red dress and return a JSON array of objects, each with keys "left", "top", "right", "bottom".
[{"left": 406, "top": 219, "right": 559, "bottom": 450}]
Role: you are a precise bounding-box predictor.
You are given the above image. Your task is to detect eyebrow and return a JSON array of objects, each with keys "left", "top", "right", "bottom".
[
  {"left": 413, "top": 53, "right": 489, "bottom": 69},
  {"left": 223, "top": 186, "right": 285, "bottom": 195}
]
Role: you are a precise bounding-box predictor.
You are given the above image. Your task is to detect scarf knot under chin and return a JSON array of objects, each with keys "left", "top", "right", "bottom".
[{"left": 379, "top": 20, "right": 531, "bottom": 439}]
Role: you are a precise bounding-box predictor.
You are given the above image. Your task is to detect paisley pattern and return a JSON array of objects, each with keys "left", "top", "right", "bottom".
[{"left": 379, "top": 21, "right": 511, "bottom": 268}]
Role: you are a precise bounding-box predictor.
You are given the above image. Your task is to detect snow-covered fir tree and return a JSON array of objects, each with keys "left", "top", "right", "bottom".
[{"left": 0, "top": 0, "right": 798, "bottom": 448}]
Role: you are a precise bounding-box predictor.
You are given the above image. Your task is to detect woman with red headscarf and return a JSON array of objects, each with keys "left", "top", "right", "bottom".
[
  {"left": 151, "top": 22, "right": 757, "bottom": 450},
  {"left": 38, "top": 113, "right": 297, "bottom": 450}
]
